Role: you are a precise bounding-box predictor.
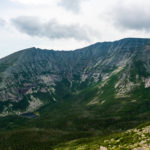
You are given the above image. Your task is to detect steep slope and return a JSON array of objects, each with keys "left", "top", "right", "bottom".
[{"left": 0, "top": 38, "right": 150, "bottom": 116}]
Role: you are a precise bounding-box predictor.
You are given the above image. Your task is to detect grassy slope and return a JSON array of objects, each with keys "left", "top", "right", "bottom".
[{"left": 54, "top": 122, "right": 150, "bottom": 150}]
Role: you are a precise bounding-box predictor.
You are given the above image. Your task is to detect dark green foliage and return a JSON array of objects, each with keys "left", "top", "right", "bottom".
[
  {"left": 0, "top": 77, "right": 2, "bottom": 83},
  {"left": 32, "top": 92, "right": 52, "bottom": 102},
  {"left": 0, "top": 101, "right": 10, "bottom": 113},
  {"left": 0, "top": 63, "right": 10, "bottom": 73},
  {"left": 12, "top": 96, "right": 29, "bottom": 111},
  {"left": 55, "top": 78, "right": 72, "bottom": 100},
  {"left": 73, "top": 74, "right": 81, "bottom": 80},
  {"left": 130, "top": 60, "right": 150, "bottom": 82},
  {"left": 102, "top": 65, "right": 117, "bottom": 73}
]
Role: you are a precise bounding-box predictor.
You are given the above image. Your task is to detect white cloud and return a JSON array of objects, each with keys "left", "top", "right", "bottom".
[
  {"left": 10, "top": 0, "right": 57, "bottom": 5},
  {"left": 111, "top": 0, "right": 150, "bottom": 31},
  {"left": 11, "top": 0, "right": 85, "bottom": 12},
  {"left": 0, "top": 0, "right": 150, "bottom": 58},
  {"left": 58, "top": 0, "right": 86, "bottom": 12},
  {"left": 0, "top": 18, "right": 5, "bottom": 27}
]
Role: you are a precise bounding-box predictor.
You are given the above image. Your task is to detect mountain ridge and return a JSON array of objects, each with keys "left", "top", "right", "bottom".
[
  {"left": 1, "top": 37, "right": 150, "bottom": 59},
  {"left": 1, "top": 37, "right": 150, "bottom": 116}
]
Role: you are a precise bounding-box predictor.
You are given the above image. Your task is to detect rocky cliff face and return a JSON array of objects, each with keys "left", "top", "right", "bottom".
[{"left": 0, "top": 38, "right": 150, "bottom": 115}]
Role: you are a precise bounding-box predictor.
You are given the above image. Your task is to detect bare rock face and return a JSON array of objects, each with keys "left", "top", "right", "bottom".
[
  {"left": 145, "top": 77, "right": 150, "bottom": 88},
  {"left": 133, "top": 145, "right": 150, "bottom": 150},
  {"left": 100, "top": 146, "right": 108, "bottom": 150}
]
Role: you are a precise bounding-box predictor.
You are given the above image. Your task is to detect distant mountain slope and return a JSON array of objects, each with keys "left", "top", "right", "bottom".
[{"left": 0, "top": 38, "right": 150, "bottom": 116}]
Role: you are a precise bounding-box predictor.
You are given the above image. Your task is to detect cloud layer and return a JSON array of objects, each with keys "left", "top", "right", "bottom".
[
  {"left": 0, "top": 18, "right": 5, "bottom": 27},
  {"left": 11, "top": 0, "right": 84, "bottom": 12},
  {"left": 12, "top": 16, "right": 90, "bottom": 41},
  {"left": 59, "top": 0, "right": 83, "bottom": 12},
  {"left": 112, "top": 0, "right": 150, "bottom": 31}
]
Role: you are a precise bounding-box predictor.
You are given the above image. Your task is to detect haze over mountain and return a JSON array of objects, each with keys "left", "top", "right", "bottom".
[{"left": 0, "top": 38, "right": 150, "bottom": 149}]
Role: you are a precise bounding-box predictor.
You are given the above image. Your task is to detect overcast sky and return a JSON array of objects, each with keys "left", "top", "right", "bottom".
[{"left": 0, "top": 0, "right": 150, "bottom": 58}]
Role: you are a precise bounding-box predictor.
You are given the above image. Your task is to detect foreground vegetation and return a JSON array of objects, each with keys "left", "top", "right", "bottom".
[
  {"left": 0, "top": 121, "right": 150, "bottom": 150},
  {"left": 54, "top": 122, "right": 150, "bottom": 150}
]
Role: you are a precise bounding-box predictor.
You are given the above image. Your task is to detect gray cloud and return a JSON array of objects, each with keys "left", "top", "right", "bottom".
[
  {"left": 12, "top": 16, "right": 90, "bottom": 41},
  {"left": 113, "top": 3, "right": 150, "bottom": 31},
  {"left": 58, "top": 0, "right": 85, "bottom": 12}
]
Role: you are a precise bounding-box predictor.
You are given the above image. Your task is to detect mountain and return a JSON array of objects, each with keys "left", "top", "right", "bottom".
[
  {"left": 0, "top": 38, "right": 150, "bottom": 149},
  {"left": 1, "top": 38, "right": 150, "bottom": 115}
]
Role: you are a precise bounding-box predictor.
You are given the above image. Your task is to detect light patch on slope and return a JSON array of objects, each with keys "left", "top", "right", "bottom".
[
  {"left": 88, "top": 97, "right": 105, "bottom": 106},
  {"left": 26, "top": 88, "right": 35, "bottom": 94},
  {"left": 26, "top": 95, "right": 43, "bottom": 112},
  {"left": 111, "top": 66, "right": 123, "bottom": 75},
  {"left": 115, "top": 81, "right": 136, "bottom": 98},
  {"left": 81, "top": 74, "right": 88, "bottom": 82},
  {"left": 145, "top": 77, "right": 150, "bottom": 88},
  {"left": 40, "top": 75, "right": 61, "bottom": 85},
  {"left": 114, "top": 66, "right": 140, "bottom": 98},
  {"left": 87, "top": 97, "right": 99, "bottom": 105},
  {"left": 94, "top": 67, "right": 124, "bottom": 92},
  {"left": 40, "top": 75, "right": 54, "bottom": 84},
  {"left": 93, "top": 59, "right": 103, "bottom": 68},
  {"left": 98, "top": 66, "right": 124, "bottom": 89},
  {"left": 102, "top": 67, "right": 124, "bottom": 82},
  {"left": 92, "top": 72, "right": 101, "bottom": 82}
]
